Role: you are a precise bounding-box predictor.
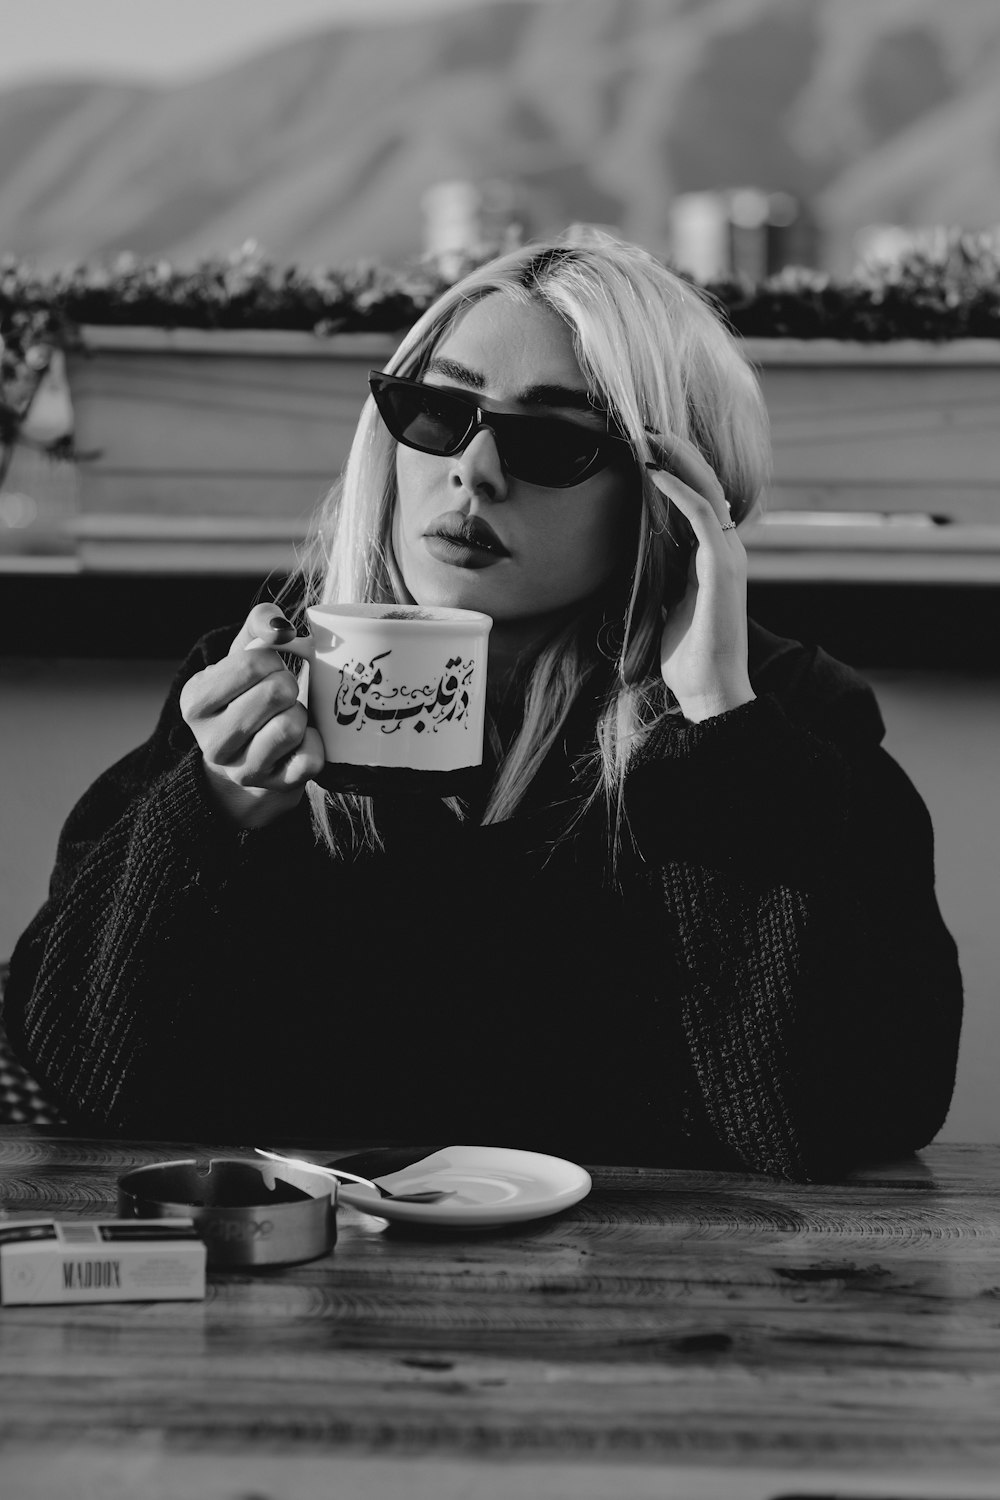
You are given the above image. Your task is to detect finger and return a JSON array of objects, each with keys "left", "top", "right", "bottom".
[
  {"left": 241, "top": 605, "right": 315, "bottom": 665},
  {"left": 268, "top": 725, "right": 326, "bottom": 790},
  {"left": 183, "top": 652, "right": 282, "bottom": 724},
  {"left": 207, "top": 671, "right": 303, "bottom": 765},
  {"left": 230, "top": 602, "right": 299, "bottom": 657},
  {"left": 239, "top": 709, "right": 323, "bottom": 788},
  {"left": 648, "top": 469, "right": 744, "bottom": 558},
  {"left": 184, "top": 617, "right": 300, "bottom": 722},
  {"left": 645, "top": 432, "right": 731, "bottom": 529}
]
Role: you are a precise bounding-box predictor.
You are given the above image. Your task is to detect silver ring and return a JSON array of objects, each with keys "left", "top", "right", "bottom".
[{"left": 720, "top": 520, "right": 737, "bottom": 532}]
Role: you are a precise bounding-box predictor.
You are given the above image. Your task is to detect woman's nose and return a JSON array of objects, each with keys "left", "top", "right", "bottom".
[{"left": 450, "top": 426, "right": 507, "bottom": 501}]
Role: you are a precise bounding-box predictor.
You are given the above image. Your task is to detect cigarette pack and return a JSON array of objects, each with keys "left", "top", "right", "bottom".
[{"left": 0, "top": 1218, "right": 206, "bottom": 1305}]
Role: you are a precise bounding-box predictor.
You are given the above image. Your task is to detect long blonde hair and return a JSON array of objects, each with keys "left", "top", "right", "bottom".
[{"left": 279, "top": 231, "right": 771, "bottom": 864}]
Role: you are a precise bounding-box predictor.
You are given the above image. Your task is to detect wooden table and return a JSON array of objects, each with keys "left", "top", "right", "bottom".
[{"left": 0, "top": 1129, "right": 999, "bottom": 1500}]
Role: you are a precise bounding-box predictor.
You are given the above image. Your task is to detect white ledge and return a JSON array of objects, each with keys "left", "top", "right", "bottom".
[
  {"left": 72, "top": 327, "right": 1000, "bottom": 365},
  {"left": 742, "top": 338, "right": 1000, "bottom": 365},
  {"left": 76, "top": 326, "right": 400, "bottom": 358}
]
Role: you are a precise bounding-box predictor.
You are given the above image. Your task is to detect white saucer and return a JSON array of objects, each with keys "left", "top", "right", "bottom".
[{"left": 336, "top": 1145, "right": 592, "bottom": 1227}]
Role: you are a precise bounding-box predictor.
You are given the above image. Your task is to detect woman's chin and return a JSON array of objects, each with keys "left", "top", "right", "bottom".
[{"left": 406, "top": 574, "right": 499, "bottom": 615}]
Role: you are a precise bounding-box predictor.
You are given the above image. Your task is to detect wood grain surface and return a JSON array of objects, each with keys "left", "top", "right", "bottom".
[{"left": 1, "top": 1130, "right": 999, "bottom": 1500}]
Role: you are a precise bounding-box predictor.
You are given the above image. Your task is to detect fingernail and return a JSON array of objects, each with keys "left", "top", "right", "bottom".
[{"left": 268, "top": 614, "right": 293, "bottom": 633}]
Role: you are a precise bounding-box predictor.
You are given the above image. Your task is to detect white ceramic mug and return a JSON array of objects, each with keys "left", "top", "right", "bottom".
[{"left": 269, "top": 603, "right": 493, "bottom": 793}]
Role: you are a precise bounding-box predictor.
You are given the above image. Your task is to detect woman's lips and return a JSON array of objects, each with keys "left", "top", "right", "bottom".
[
  {"left": 424, "top": 533, "right": 507, "bottom": 569},
  {"left": 423, "top": 515, "right": 510, "bottom": 569}
]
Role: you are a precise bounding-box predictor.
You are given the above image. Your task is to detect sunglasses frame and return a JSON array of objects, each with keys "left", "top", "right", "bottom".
[{"left": 368, "top": 370, "right": 636, "bottom": 489}]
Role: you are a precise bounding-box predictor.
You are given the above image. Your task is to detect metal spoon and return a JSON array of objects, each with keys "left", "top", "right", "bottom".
[{"left": 254, "top": 1148, "right": 455, "bottom": 1204}]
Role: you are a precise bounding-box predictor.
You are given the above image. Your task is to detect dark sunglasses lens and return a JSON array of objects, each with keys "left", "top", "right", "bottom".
[
  {"left": 371, "top": 375, "right": 617, "bottom": 487},
  {"left": 374, "top": 381, "right": 466, "bottom": 454},
  {"left": 503, "top": 417, "right": 603, "bottom": 487}
]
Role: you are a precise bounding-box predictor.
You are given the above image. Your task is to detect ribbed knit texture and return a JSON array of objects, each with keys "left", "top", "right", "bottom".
[{"left": 3, "top": 621, "right": 963, "bottom": 1181}]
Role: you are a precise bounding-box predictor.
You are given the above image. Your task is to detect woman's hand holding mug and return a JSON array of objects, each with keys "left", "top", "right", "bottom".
[
  {"left": 179, "top": 603, "right": 324, "bottom": 830},
  {"left": 647, "top": 433, "right": 756, "bottom": 724}
]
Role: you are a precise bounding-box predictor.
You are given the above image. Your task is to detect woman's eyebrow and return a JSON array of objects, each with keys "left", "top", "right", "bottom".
[
  {"left": 424, "top": 356, "right": 485, "bottom": 389},
  {"left": 425, "top": 356, "right": 598, "bottom": 413}
]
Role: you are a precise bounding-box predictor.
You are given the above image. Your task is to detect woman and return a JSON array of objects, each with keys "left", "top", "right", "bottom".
[{"left": 4, "top": 234, "right": 963, "bottom": 1180}]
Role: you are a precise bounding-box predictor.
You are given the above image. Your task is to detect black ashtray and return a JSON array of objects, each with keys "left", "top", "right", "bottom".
[{"left": 117, "top": 1158, "right": 337, "bottom": 1269}]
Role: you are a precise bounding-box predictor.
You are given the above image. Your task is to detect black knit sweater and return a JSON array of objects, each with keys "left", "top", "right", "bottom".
[{"left": 4, "top": 619, "right": 962, "bottom": 1181}]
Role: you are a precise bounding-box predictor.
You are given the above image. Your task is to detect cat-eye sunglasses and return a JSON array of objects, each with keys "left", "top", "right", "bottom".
[{"left": 368, "top": 370, "right": 636, "bottom": 490}]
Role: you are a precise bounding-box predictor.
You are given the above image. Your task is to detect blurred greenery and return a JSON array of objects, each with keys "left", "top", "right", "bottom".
[
  {"left": 707, "top": 229, "right": 1000, "bottom": 341},
  {"left": 0, "top": 240, "right": 455, "bottom": 396},
  {"left": 4, "top": 229, "right": 1000, "bottom": 445}
]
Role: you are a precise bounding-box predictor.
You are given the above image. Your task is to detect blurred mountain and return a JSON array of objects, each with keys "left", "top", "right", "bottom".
[{"left": 2, "top": 0, "right": 1000, "bottom": 273}]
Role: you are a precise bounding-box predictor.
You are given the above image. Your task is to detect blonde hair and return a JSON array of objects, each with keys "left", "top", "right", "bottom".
[{"left": 279, "top": 230, "right": 771, "bottom": 866}]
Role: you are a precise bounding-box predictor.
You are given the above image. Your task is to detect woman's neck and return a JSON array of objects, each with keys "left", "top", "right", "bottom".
[{"left": 486, "top": 606, "right": 579, "bottom": 694}]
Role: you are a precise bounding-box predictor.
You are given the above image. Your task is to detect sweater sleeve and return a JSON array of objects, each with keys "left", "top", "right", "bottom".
[
  {"left": 3, "top": 627, "right": 322, "bottom": 1135},
  {"left": 622, "top": 664, "right": 964, "bottom": 1183}
]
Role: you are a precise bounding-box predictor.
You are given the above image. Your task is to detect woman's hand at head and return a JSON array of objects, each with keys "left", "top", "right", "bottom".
[
  {"left": 647, "top": 434, "right": 756, "bottom": 724},
  {"left": 179, "top": 603, "right": 325, "bottom": 830}
]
